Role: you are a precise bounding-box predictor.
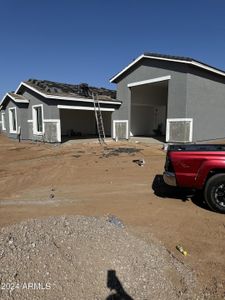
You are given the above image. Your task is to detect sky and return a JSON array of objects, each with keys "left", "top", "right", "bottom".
[{"left": 0, "top": 0, "right": 225, "bottom": 99}]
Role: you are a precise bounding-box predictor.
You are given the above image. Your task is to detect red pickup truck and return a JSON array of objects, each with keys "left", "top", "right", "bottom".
[{"left": 163, "top": 144, "right": 225, "bottom": 213}]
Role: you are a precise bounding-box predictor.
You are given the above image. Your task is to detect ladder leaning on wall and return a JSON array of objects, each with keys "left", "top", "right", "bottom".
[{"left": 92, "top": 93, "right": 106, "bottom": 144}]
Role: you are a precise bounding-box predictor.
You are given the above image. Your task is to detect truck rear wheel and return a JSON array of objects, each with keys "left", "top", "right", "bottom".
[{"left": 204, "top": 174, "right": 225, "bottom": 213}]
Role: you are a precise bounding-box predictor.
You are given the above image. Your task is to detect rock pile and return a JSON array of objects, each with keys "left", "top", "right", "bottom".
[{"left": 0, "top": 216, "right": 197, "bottom": 300}]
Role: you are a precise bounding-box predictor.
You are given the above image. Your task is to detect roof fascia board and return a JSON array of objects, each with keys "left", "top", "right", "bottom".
[
  {"left": 191, "top": 60, "right": 225, "bottom": 77},
  {"left": 7, "top": 93, "right": 29, "bottom": 103},
  {"left": 127, "top": 75, "right": 171, "bottom": 88},
  {"left": 0, "top": 93, "right": 8, "bottom": 106},
  {"left": 15, "top": 82, "right": 24, "bottom": 94},
  {"left": 110, "top": 54, "right": 225, "bottom": 83},
  {"left": 16, "top": 82, "right": 121, "bottom": 105},
  {"left": 57, "top": 105, "right": 115, "bottom": 111},
  {"left": 0, "top": 92, "right": 29, "bottom": 106},
  {"left": 110, "top": 54, "right": 145, "bottom": 83}
]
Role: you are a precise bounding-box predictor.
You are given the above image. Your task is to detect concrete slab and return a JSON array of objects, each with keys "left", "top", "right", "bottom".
[
  {"left": 130, "top": 136, "right": 164, "bottom": 144},
  {"left": 62, "top": 137, "right": 113, "bottom": 145},
  {"left": 62, "top": 136, "right": 164, "bottom": 145}
]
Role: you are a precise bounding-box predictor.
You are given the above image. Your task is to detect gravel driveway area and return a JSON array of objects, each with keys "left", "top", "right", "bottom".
[{"left": 0, "top": 216, "right": 197, "bottom": 300}]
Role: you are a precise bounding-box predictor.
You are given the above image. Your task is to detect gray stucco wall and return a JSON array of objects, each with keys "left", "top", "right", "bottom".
[
  {"left": 0, "top": 100, "right": 29, "bottom": 140},
  {"left": 19, "top": 105, "right": 29, "bottom": 139},
  {"left": 186, "top": 71, "right": 225, "bottom": 141},
  {"left": 112, "top": 58, "right": 225, "bottom": 142},
  {"left": 17, "top": 90, "right": 60, "bottom": 142},
  {"left": 0, "top": 112, "right": 4, "bottom": 133},
  {"left": 0, "top": 90, "right": 61, "bottom": 142},
  {"left": 22, "top": 90, "right": 60, "bottom": 120},
  {"left": 28, "top": 90, "right": 119, "bottom": 141},
  {"left": 22, "top": 90, "right": 60, "bottom": 142},
  {"left": 112, "top": 59, "right": 188, "bottom": 136},
  {"left": 23, "top": 89, "right": 118, "bottom": 141},
  {"left": 2, "top": 101, "right": 17, "bottom": 139},
  {"left": 1, "top": 87, "right": 118, "bottom": 143}
]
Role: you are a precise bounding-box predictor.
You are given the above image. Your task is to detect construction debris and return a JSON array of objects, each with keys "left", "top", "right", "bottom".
[
  {"left": 133, "top": 159, "right": 146, "bottom": 167},
  {"left": 106, "top": 214, "right": 124, "bottom": 228},
  {"left": 176, "top": 245, "right": 188, "bottom": 256}
]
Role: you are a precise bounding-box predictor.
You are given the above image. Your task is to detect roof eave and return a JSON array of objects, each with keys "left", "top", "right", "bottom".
[
  {"left": 16, "top": 82, "right": 121, "bottom": 105},
  {"left": 8, "top": 93, "right": 29, "bottom": 103},
  {"left": 0, "top": 92, "right": 30, "bottom": 107},
  {"left": 110, "top": 54, "right": 225, "bottom": 83},
  {"left": 0, "top": 93, "right": 10, "bottom": 107},
  {"left": 110, "top": 54, "right": 145, "bottom": 83}
]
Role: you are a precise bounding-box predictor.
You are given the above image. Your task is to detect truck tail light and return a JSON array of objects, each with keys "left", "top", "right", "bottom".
[{"left": 165, "top": 156, "right": 175, "bottom": 172}]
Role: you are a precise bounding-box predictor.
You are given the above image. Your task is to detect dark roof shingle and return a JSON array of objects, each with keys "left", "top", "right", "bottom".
[{"left": 25, "top": 79, "right": 118, "bottom": 102}]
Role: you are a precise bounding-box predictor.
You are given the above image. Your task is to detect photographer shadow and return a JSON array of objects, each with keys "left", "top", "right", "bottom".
[{"left": 106, "top": 270, "right": 133, "bottom": 300}]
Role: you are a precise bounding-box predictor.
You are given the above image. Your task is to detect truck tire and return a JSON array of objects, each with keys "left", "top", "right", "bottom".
[{"left": 204, "top": 174, "right": 225, "bottom": 213}]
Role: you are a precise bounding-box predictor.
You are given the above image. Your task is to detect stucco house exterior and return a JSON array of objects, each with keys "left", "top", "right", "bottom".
[
  {"left": 110, "top": 53, "right": 225, "bottom": 143},
  {"left": 1, "top": 53, "right": 225, "bottom": 143},
  {"left": 0, "top": 79, "right": 121, "bottom": 143}
]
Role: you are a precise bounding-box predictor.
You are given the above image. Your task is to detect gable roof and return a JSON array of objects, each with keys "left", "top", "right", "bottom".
[
  {"left": 16, "top": 79, "right": 120, "bottom": 104},
  {"left": 0, "top": 79, "right": 121, "bottom": 109},
  {"left": 0, "top": 92, "right": 29, "bottom": 108},
  {"left": 8, "top": 92, "right": 29, "bottom": 103},
  {"left": 110, "top": 53, "right": 225, "bottom": 83}
]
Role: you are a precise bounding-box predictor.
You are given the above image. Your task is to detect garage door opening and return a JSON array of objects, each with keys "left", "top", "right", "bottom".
[
  {"left": 129, "top": 77, "right": 169, "bottom": 141},
  {"left": 60, "top": 109, "right": 112, "bottom": 142}
]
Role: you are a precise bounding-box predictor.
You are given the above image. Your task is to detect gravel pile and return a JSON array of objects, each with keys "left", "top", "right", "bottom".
[{"left": 0, "top": 216, "right": 197, "bottom": 300}]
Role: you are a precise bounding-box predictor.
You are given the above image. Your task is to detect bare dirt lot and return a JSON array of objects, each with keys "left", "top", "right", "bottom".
[{"left": 0, "top": 134, "right": 224, "bottom": 298}]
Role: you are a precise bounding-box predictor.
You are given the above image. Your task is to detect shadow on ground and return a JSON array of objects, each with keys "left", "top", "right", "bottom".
[
  {"left": 101, "top": 147, "right": 143, "bottom": 158},
  {"left": 152, "top": 175, "right": 210, "bottom": 211},
  {"left": 106, "top": 270, "right": 133, "bottom": 300}
]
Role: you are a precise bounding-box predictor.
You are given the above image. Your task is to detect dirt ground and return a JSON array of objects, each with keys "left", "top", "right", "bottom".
[{"left": 0, "top": 134, "right": 224, "bottom": 298}]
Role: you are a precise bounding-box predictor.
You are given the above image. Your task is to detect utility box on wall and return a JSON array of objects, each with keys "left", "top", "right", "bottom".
[
  {"left": 166, "top": 118, "right": 193, "bottom": 143},
  {"left": 113, "top": 120, "right": 128, "bottom": 140}
]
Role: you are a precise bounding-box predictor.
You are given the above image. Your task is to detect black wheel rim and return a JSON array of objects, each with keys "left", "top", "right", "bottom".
[{"left": 214, "top": 183, "right": 225, "bottom": 207}]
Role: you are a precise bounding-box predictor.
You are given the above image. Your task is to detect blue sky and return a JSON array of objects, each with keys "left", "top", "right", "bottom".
[{"left": 0, "top": 0, "right": 225, "bottom": 99}]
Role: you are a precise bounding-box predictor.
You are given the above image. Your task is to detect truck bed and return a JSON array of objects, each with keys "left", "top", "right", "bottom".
[
  {"left": 168, "top": 144, "right": 225, "bottom": 152},
  {"left": 164, "top": 144, "right": 225, "bottom": 189}
]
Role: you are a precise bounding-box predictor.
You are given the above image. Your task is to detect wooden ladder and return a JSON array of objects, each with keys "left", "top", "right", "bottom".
[{"left": 93, "top": 93, "right": 106, "bottom": 144}]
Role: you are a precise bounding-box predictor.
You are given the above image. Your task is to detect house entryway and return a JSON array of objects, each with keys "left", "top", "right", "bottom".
[
  {"left": 129, "top": 77, "right": 169, "bottom": 141},
  {"left": 59, "top": 108, "right": 112, "bottom": 142}
]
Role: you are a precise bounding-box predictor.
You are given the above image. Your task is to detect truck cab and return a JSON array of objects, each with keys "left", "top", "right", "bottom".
[{"left": 163, "top": 144, "right": 225, "bottom": 213}]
